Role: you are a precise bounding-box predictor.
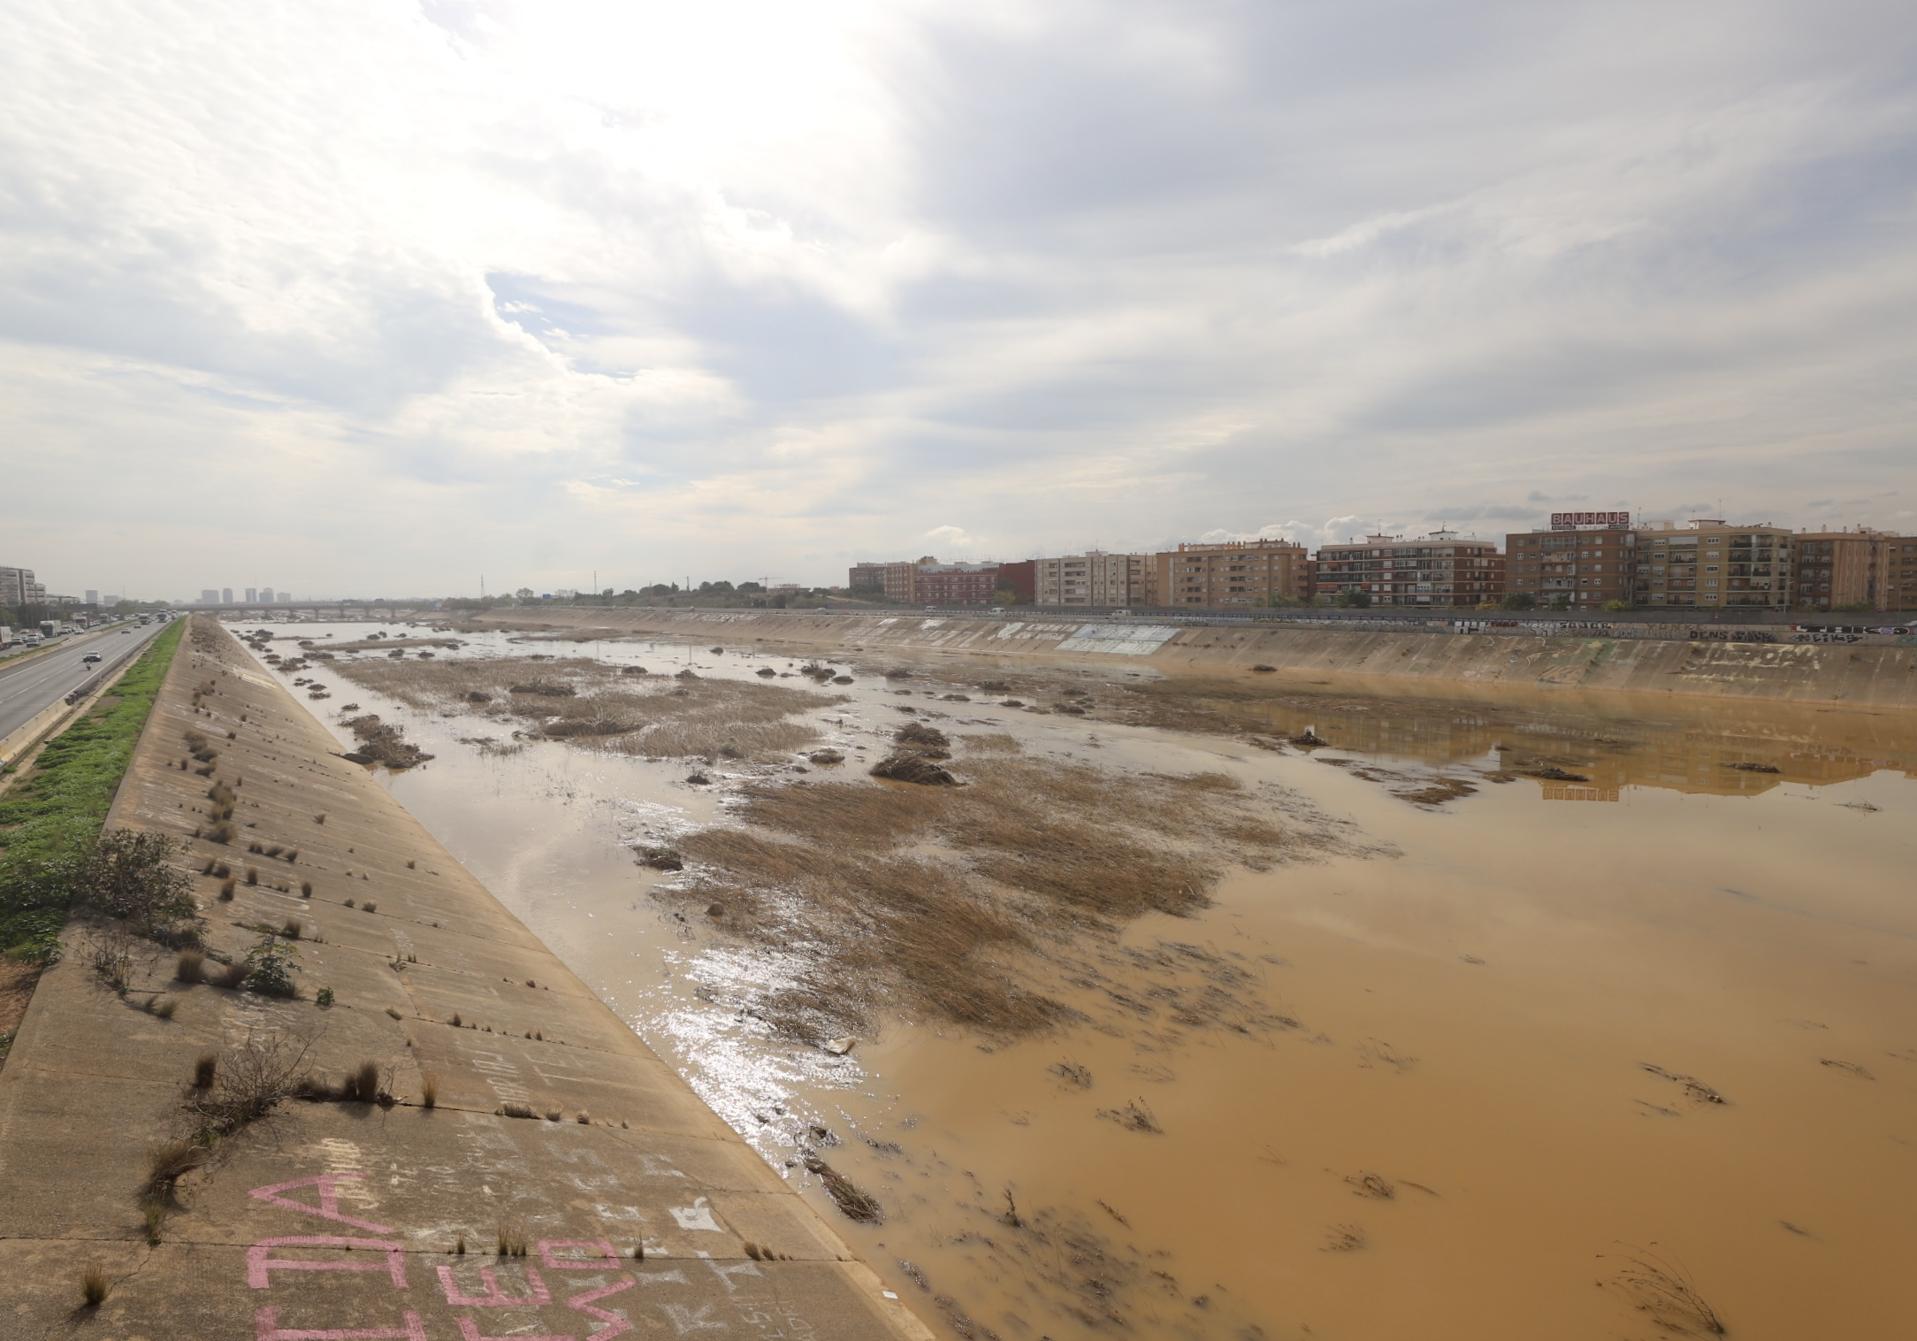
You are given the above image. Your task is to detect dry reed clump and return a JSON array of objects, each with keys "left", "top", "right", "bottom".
[
  {"left": 665, "top": 756, "right": 1321, "bottom": 1043},
  {"left": 1599, "top": 1245, "right": 1726, "bottom": 1336},
  {"left": 328, "top": 655, "right": 839, "bottom": 762},
  {"left": 340, "top": 715, "right": 432, "bottom": 770}
]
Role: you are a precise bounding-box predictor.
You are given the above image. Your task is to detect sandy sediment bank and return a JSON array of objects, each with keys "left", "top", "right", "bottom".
[
  {"left": 0, "top": 616, "right": 930, "bottom": 1338},
  {"left": 461, "top": 607, "right": 1917, "bottom": 709}
]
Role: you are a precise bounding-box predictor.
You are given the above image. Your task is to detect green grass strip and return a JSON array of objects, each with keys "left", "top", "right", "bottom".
[{"left": 0, "top": 621, "right": 183, "bottom": 961}]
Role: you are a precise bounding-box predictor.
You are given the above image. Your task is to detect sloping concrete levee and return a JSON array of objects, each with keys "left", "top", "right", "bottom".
[
  {"left": 467, "top": 607, "right": 1917, "bottom": 708},
  {"left": 0, "top": 616, "right": 931, "bottom": 1340}
]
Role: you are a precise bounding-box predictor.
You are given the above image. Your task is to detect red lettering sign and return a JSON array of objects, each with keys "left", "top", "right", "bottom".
[{"left": 1550, "top": 511, "right": 1631, "bottom": 530}]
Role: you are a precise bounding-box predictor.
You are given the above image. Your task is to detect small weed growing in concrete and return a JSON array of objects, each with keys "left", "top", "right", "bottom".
[
  {"left": 421, "top": 1074, "right": 439, "bottom": 1108},
  {"left": 449, "top": 1011, "right": 462, "bottom": 1027},
  {"left": 300, "top": 881, "right": 313, "bottom": 898},
  {"left": 241, "top": 936, "right": 300, "bottom": 998},
  {"left": 340, "top": 1060, "right": 382, "bottom": 1103},
  {"left": 244, "top": 868, "right": 259, "bottom": 887},
  {"left": 193, "top": 1053, "right": 218, "bottom": 1088},
  {"left": 315, "top": 987, "right": 335, "bottom": 1009},
  {"left": 281, "top": 919, "right": 302, "bottom": 940},
  {"left": 145, "top": 1139, "right": 207, "bottom": 1202},
  {"left": 344, "top": 898, "right": 356, "bottom": 908},
  {"left": 90, "top": 933, "right": 134, "bottom": 995},
  {"left": 454, "top": 1234, "right": 465, "bottom": 1254},
  {"left": 81, "top": 1266, "right": 109, "bottom": 1307},
  {"left": 362, "top": 902, "right": 377, "bottom": 914},
  {"left": 145, "top": 996, "right": 178, "bottom": 1021},
  {"left": 576, "top": 1110, "right": 590, "bottom": 1124},
  {"left": 218, "top": 877, "right": 236, "bottom": 901},
  {"left": 496, "top": 1225, "right": 528, "bottom": 1257},
  {"left": 176, "top": 951, "right": 205, "bottom": 984}
]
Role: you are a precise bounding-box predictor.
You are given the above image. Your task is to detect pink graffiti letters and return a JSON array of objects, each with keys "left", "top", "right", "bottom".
[
  {"left": 246, "top": 1171, "right": 751, "bottom": 1340},
  {"left": 436, "top": 1264, "right": 553, "bottom": 1308},
  {"left": 250, "top": 1172, "right": 395, "bottom": 1235},
  {"left": 249, "top": 1237, "right": 411, "bottom": 1290},
  {"left": 254, "top": 1307, "right": 429, "bottom": 1340}
]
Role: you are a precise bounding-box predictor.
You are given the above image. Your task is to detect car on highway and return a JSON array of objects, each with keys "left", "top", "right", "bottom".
[{"left": 82, "top": 652, "right": 103, "bottom": 664}]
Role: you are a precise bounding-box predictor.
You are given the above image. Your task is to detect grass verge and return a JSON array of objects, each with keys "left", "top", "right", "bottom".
[{"left": 0, "top": 621, "right": 183, "bottom": 962}]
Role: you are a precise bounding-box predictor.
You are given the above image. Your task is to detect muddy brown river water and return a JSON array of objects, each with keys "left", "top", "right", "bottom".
[{"left": 245, "top": 622, "right": 1917, "bottom": 1340}]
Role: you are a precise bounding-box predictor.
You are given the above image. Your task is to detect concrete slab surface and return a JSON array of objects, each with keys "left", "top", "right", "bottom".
[{"left": 0, "top": 617, "right": 931, "bottom": 1340}]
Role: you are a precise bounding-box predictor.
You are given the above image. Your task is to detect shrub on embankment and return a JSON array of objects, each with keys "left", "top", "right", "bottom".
[{"left": 0, "top": 622, "right": 183, "bottom": 962}]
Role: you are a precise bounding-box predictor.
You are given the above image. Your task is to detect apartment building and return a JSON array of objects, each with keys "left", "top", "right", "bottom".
[
  {"left": 1313, "top": 534, "right": 1505, "bottom": 606},
  {"left": 915, "top": 562, "right": 999, "bottom": 605},
  {"left": 995, "top": 560, "right": 1036, "bottom": 606},
  {"left": 847, "top": 560, "right": 920, "bottom": 603},
  {"left": 1885, "top": 538, "right": 1917, "bottom": 612},
  {"left": 200, "top": 588, "right": 219, "bottom": 604},
  {"left": 1791, "top": 528, "right": 1917, "bottom": 611},
  {"left": 1035, "top": 551, "right": 1150, "bottom": 606},
  {"left": 1634, "top": 520, "right": 1790, "bottom": 610},
  {"left": 1505, "top": 513, "right": 1637, "bottom": 608},
  {"left": 1151, "top": 540, "right": 1308, "bottom": 608},
  {"left": 0, "top": 566, "right": 44, "bottom": 608}
]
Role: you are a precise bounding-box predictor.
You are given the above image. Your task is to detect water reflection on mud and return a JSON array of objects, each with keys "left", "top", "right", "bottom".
[{"left": 242, "top": 621, "right": 1917, "bottom": 1341}]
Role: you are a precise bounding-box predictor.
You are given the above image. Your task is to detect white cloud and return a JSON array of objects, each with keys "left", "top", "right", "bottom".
[{"left": 1, "top": 0, "right": 1913, "bottom": 597}]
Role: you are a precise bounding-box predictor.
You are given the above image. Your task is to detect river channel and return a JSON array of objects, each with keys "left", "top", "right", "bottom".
[{"left": 240, "top": 619, "right": 1917, "bottom": 1341}]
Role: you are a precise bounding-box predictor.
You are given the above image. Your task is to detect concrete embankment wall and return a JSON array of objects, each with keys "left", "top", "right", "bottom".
[
  {"left": 0, "top": 616, "right": 929, "bottom": 1338},
  {"left": 469, "top": 608, "right": 1917, "bottom": 710}
]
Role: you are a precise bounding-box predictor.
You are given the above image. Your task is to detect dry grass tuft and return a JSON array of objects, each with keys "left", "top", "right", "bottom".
[
  {"left": 1601, "top": 1245, "right": 1727, "bottom": 1336},
  {"left": 664, "top": 755, "right": 1311, "bottom": 1044},
  {"left": 144, "top": 1139, "right": 207, "bottom": 1202},
  {"left": 330, "top": 654, "right": 839, "bottom": 761},
  {"left": 81, "top": 1266, "right": 109, "bottom": 1307},
  {"left": 420, "top": 1073, "right": 439, "bottom": 1109},
  {"left": 339, "top": 1060, "right": 383, "bottom": 1104}
]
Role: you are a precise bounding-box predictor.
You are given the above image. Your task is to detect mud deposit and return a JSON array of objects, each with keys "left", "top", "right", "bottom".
[{"left": 242, "top": 621, "right": 1917, "bottom": 1341}]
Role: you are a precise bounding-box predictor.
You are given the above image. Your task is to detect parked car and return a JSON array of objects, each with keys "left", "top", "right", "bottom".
[{"left": 82, "top": 652, "right": 103, "bottom": 664}]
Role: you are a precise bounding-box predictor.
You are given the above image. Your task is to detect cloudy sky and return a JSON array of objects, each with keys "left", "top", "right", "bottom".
[{"left": 3, "top": 0, "right": 1913, "bottom": 598}]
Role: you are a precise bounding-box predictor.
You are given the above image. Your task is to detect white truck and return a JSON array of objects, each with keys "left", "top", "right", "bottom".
[{"left": 0, "top": 625, "right": 11, "bottom": 647}]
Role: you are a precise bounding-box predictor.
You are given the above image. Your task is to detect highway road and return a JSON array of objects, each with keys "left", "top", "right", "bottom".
[{"left": 0, "top": 621, "right": 169, "bottom": 744}]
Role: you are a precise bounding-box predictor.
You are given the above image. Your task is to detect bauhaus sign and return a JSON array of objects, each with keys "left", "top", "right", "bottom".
[{"left": 1551, "top": 511, "right": 1631, "bottom": 529}]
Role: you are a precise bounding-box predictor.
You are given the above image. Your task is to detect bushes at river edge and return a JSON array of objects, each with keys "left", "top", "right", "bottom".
[{"left": 0, "top": 621, "right": 183, "bottom": 962}]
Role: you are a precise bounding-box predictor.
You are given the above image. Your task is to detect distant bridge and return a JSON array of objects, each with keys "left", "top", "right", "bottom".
[{"left": 180, "top": 602, "right": 441, "bottom": 621}]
